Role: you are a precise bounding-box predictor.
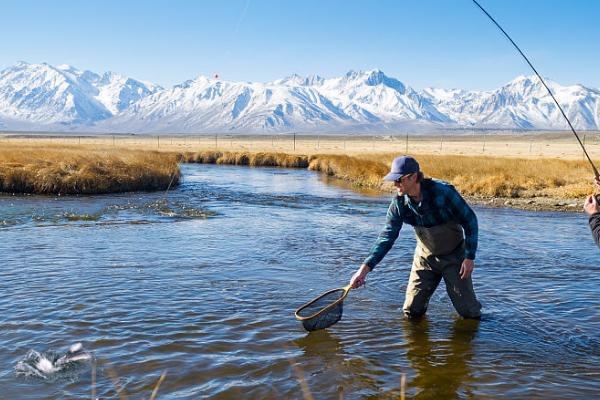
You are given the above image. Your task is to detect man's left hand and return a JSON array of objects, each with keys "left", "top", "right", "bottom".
[{"left": 460, "top": 259, "right": 475, "bottom": 280}]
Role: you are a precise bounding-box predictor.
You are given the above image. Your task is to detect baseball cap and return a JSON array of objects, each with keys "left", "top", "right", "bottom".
[{"left": 383, "top": 155, "right": 420, "bottom": 181}]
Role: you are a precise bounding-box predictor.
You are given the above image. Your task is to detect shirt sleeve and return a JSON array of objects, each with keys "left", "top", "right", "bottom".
[
  {"left": 589, "top": 213, "right": 600, "bottom": 248},
  {"left": 363, "top": 198, "right": 403, "bottom": 270},
  {"left": 446, "top": 187, "right": 478, "bottom": 260}
]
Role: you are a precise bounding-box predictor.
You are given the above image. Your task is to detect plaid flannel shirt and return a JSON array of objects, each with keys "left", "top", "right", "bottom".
[{"left": 363, "top": 178, "right": 478, "bottom": 269}]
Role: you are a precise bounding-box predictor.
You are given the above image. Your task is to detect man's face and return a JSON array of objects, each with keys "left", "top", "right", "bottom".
[{"left": 394, "top": 173, "right": 417, "bottom": 196}]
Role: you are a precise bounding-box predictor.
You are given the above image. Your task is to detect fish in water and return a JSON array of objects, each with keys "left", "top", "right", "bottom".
[{"left": 15, "top": 343, "right": 92, "bottom": 380}]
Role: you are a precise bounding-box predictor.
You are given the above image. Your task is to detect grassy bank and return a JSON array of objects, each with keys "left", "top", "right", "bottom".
[
  {"left": 0, "top": 143, "right": 596, "bottom": 211},
  {"left": 182, "top": 150, "right": 597, "bottom": 210},
  {"left": 0, "top": 144, "right": 179, "bottom": 195}
]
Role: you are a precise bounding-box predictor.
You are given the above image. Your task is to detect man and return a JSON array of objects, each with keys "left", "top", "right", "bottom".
[
  {"left": 349, "top": 155, "right": 481, "bottom": 319},
  {"left": 583, "top": 177, "right": 600, "bottom": 248}
]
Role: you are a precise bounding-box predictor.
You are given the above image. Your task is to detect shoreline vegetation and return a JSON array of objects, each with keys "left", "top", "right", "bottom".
[
  {"left": 181, "top": 150, "right": 594, "bottom": 212},
  {"left": 0, "top": 137, "right": 597, "bottom": 212},
  {"left": 0, "top": 144, "right": 179, "bottom": 195}
]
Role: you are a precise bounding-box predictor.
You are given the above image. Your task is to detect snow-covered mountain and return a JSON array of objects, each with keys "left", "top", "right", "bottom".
[
  {"left": 1, "top": 61, "right": 599, "bottom": 133},
  {"left": 0, "top": 62, "right": 161, "bottom": 126},
  {"left": 104, "top": 69, "right": 450, "bottom": 133},
  {"left": 421, "top": 75, "right": 600, "bottom": 130}
]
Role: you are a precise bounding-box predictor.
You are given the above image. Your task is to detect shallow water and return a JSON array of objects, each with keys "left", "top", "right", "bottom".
[{"left": 0, "top": 164, "right": 598, "bottom": 399}]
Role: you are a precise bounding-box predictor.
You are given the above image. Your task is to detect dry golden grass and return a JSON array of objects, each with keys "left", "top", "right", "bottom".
[
  {"left": 5, "top": 132, "right": 600, "bottom": 160},
  {"left": 0, "top": 144, "right": 179, "bottom": 195},
  {"left": 0, "top": 139, "right": 596, "bottom": 203},
  {"left": 369, "top": 154, "right": 595, "bottom": 199},
  {"left": 307, "top": 154, "right": 388, "bottom": 187},
  {"left": 312, "top": 152, "right": 596, "bottom": 199},
  {"left": 182, "top": 150, "right": 309, "bottom": 168},
  {"left": 164, "top": 149, "right": 599, "bottom": 200}
]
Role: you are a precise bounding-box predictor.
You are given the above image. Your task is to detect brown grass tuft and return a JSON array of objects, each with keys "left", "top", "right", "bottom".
[
  {"left": 0, "top": 144, "right": 180, "bottom": 195},
  {"left": 308, "top": 154, "right": 388, "bottom": 187},
  {"left": 183, "top": 151, "right": 309, "bottom": 168}
]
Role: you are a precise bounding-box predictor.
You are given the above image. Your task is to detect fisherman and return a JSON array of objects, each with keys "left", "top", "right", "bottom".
[
  {"left": 349, "top": 155, "right": 481, "bottom": 319},
  {"left": 583, "top": 177, "right": 600, "bottom": 248}
]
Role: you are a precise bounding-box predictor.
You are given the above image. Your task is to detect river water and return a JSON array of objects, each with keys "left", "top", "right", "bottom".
[{"left": 0, "top": 164, "right": 598, "bottom": 399}]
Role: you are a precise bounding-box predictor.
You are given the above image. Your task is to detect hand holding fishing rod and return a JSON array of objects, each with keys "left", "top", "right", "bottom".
[
  {"left": 583, "top": 177, "right": 600, "bottom": 248},
  {"left": 584, "top": 177, "right": 600, "bottom": 214}
]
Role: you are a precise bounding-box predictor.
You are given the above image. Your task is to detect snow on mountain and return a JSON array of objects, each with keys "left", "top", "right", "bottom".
[
  {"left": 104, "top": 75, "right": 352, "bottom": 133},
  {"left": 0, "top": 62, "right": 160, "bottom": 126},
  {"left": 1, "top": 61, "right": 599, "bottom": 133},
  {"left": 421, "top": 75, "right": 600, "bottom": 130}
]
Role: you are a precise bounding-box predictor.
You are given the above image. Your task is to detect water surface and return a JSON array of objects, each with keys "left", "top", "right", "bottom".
[{"left": 0, "top": 164, "right": 598, "bottom": 399}]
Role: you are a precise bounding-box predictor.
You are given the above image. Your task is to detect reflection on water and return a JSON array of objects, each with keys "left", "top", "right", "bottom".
[
  {"left": 0, "top": 163, "right": 598, "bottom": 399},
  {"left": 403, "top": 318, "right": 478, "bottom": 400}
]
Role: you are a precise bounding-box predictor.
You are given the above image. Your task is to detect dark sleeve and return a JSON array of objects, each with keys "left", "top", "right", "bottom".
[
  {"left": 446, "top": 186, "right": 478, "bottom": 260},
  {"left": 589, "top": 213, "right": 600, "bottom": 248},
  {"left": 363, "top": 198, "right": 403, "bottom": 270}
]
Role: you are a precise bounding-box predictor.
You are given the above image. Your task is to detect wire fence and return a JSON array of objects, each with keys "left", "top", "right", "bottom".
[{"left": 1, "top": 132, "right": 600, "bottom": 160}]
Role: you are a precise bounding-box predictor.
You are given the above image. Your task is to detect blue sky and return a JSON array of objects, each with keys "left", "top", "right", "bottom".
[{"left": 1, "top": 0, "right": 598, "bottom": 90}]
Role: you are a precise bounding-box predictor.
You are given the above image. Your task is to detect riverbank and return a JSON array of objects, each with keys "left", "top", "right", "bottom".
[
  {"left": 180, "top": 150, "right": 594, "bottom": 212},
  {"left": 0, "top": 141, "right": 596, "bottom": 211},
  {"left": 0, "top": 144, "right": 179, "bottom": 194}
]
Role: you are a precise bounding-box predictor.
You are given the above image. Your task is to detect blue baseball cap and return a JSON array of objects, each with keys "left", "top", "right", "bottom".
[{"left": 383, "top": 155, "right": 420, "bottom": 181}]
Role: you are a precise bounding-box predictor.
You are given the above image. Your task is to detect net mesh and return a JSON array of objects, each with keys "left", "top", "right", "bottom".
[{"left": 296, "top": 288, "right": 346, "bottom": 331}]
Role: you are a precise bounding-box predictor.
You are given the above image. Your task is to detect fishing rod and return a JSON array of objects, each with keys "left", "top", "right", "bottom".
[{"left": 471, "top": 0, "right": 600, "bottom": 179}]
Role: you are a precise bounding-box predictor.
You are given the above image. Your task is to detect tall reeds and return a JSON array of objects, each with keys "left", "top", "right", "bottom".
[
  {"left": 0, "top": 143, "right": 594, "bottom": 201},
  {"left": 373, "top": 154, "right": 594, "bottom": 199},
  {"left": 0, "top": 144, "right": 179, "bottom": 195},
  {"left": 182, "top": 151, "right": 309, "bottom": 168}
]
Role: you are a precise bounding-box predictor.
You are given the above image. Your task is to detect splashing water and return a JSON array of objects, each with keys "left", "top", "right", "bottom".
[{"left": 15, "top": 343, "right": 93, "bottom": 381}]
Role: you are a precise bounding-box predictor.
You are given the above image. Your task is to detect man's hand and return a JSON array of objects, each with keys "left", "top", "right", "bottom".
[
  {"left": 349, "top": 264, "right": 371, "bottom": 288},
  {"left": 460, "top": 259, "right": 475, "bottom": 280},
  {"left": 584, "top": 194, "right": 600, "bottom": 216}
]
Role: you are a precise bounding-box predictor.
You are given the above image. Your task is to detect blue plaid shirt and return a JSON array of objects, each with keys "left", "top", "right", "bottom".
[{"left": 363, "top": 179, "right": 478, "bottom": 269}]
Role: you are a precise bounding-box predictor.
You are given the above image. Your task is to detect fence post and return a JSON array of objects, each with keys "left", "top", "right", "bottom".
[
  {"left": 482, "top": 132, "right": 486, "bottom": 153},
  {"left": 293, "top": 132, "right": 296, "bottom": 151}
]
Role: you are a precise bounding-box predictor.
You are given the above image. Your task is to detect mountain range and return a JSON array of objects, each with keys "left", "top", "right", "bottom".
[{"left": 1, "top": 61, "right": 598, "bottom": 133}]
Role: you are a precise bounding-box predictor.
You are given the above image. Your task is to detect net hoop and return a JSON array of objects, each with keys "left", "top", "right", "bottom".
[{"left": 294, "top": 285, "right": 351, "bottom": 321}]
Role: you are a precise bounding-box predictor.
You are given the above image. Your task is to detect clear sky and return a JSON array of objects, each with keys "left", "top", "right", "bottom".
[{"left": 1, "top": 0, "right": 598, "bottom": 90}]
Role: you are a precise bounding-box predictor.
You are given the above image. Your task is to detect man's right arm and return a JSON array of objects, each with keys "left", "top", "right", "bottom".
[{"left": 362, "top": 198, "right": 403, "bottom": 270}]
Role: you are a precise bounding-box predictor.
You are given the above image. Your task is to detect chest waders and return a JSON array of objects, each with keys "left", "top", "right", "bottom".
[{"left": 403, "top": 222, "right": 481, "bottom": 319}]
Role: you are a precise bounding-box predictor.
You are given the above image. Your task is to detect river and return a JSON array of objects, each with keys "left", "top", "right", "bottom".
[{"left": 0, "top": 163, "right": 598, "bottom": 399}]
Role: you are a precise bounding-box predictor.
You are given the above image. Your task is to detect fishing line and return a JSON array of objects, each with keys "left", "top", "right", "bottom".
[
  {"left": 471, "top": 0, "right": 599, "bottom": 179},
  {"left": 164, "top": 151, "right": 185, "bottom": 197}
]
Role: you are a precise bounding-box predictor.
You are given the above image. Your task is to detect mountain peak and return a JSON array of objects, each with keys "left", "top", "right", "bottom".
[
  {"left": 342, "top": 69, "right": 405, "bottom": 92},
  {"left": 274, "top": 73, "right": 324, "bottom": 86}
]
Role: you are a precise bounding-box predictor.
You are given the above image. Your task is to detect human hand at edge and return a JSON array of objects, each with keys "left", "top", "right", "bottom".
[
  {"left": 584, "top": 194, "right": 600, "bottom": 215},
  {"left": 460, "top": 259, "right": 475, "bottom": 280},
  {"left": 349, "top": 264, "right": 371, "bottom": 288}
]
